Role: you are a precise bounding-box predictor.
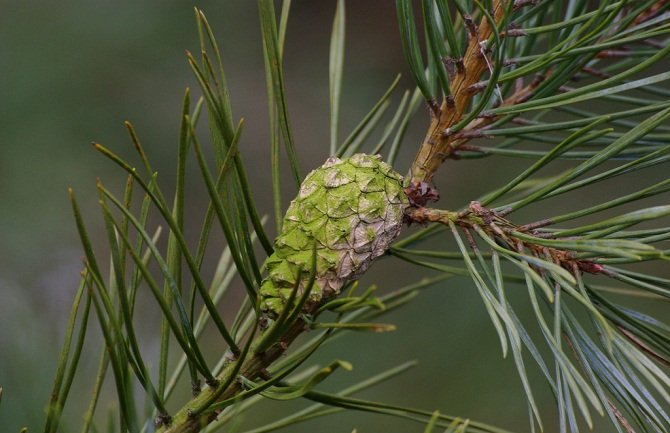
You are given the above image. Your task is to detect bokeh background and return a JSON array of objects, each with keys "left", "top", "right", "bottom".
[{"left": 1, "top": 1, "right": 668, "bottom": 432}]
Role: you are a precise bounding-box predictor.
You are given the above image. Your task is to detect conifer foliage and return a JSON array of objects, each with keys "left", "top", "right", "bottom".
[{"left": 41, "top": 1, "right": 670, "bottom": 433}]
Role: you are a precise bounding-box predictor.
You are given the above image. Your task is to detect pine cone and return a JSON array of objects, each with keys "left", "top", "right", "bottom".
[{"left": 260, "top": 154, "right": 409, "bottom": 316}]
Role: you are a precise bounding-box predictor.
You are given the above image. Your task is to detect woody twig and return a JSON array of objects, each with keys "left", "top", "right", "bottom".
[
  {"left": 407, "top": 203, "right": 608, "bottom": 277},
  {"left": 408, "top": 1, "right": 508, "bottom": 197},
  {"left": 406, "top": 0, "right": 669, "bottom": 207}
]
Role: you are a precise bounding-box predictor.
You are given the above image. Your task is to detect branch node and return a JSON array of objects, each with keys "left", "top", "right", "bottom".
[
  {"left": 456, "top": 59, "right": 466, "bottom": 75},
  {"left": 258, "top": 368, "right": 272, "bottom": 381},
  {"left": 225, "top": 349, "right": 238, "bottom": 362},
  {"left": 466, "top": 81, "right": 487, "bottom": 95},
  {"left": 577, "top": 261, "right": 607, "bottom": 275},
  {"left": 463, "top": 14, "right": 478, "bottom": 37},
  {"left": 205, "top": 378, "right": 219, "bottom": 388},
  {"left": 155, "top": 414, "right": 173, "bottom": 428},
  {"left": 427, "top": 99, "right": 441, "bottom": 118},
  {"left": 404, "top": 181, "right": 440, "bottom": 208},
  {"left": 191, "top": 379, "right": 202, "bottom": 397},
  {"left": 501, "top": 28, "right": 528, "bottom": 38},
  {"left": 443, "top": 57, "right": 466, "bottom": 81},
  {"left": 259, "top": 315, "right": 271, "bottom": 330}
]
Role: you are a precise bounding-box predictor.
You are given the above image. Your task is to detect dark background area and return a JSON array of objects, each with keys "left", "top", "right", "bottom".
[{"left": 1, "top": 2, "right": 667, "bottom": 432}]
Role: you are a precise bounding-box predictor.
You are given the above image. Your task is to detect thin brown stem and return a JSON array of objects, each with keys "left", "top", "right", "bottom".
[
  {"left": 406, "top": 202, "right": 607, "bottom": 276},
  {"left": 409, "top": 1, "right": 509, "bottom": 185},
  {"left": 408, "top": 0, "right": 667, "bottom": 193}
]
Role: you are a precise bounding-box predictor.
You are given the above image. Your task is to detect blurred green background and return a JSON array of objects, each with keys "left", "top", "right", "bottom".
[{"left": 1, "top": 2, "right": 667, "bottom": 433}]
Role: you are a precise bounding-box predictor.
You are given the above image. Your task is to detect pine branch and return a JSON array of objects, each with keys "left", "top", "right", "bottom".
[
  {"left": 408, "top": 0, "right": 509, "bottom": 189},
  {"left": 43, "top": 2, "right": 670, "bottom": 433},
  {"left": 406, "top": 0, "right": 670, "bottom": 203},
  {"left": 156, "top": 317, "right": 307, "bottom": 433}
]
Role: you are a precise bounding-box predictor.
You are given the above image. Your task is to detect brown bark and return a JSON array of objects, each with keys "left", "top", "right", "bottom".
[{"left": 409, "top": 2, "right": 508, "bottom": 184}]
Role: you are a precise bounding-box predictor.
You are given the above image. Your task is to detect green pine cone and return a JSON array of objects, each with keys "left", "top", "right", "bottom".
[{"left": 259, "top": 153, "right": 409, "bottom": 316}]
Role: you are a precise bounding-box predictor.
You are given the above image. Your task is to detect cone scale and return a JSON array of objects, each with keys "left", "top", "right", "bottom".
[{"left": 260, "top": 154, "right": 409, "bottom": 316}]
